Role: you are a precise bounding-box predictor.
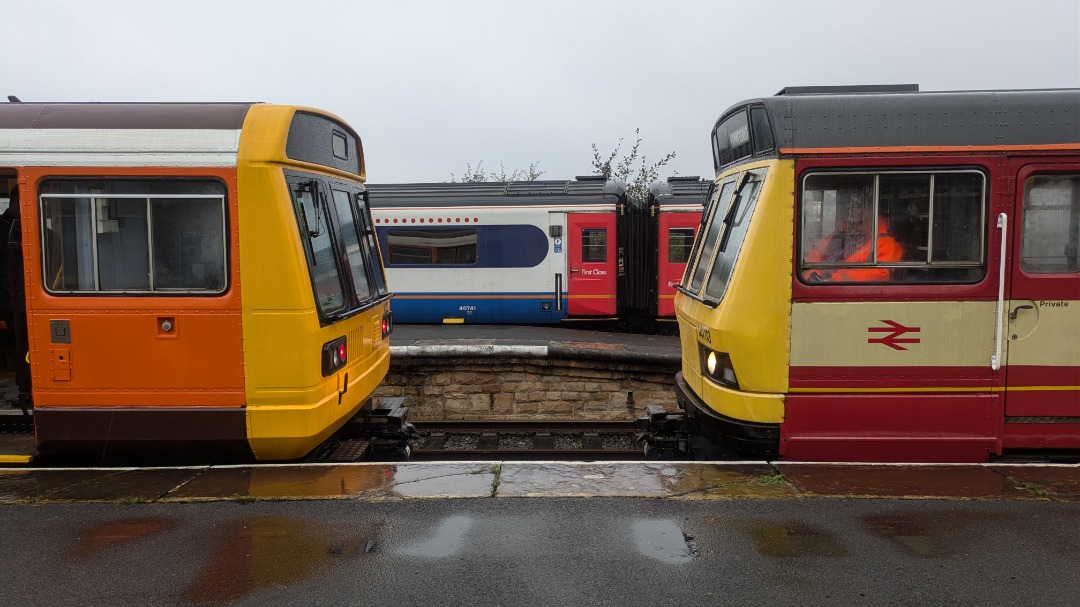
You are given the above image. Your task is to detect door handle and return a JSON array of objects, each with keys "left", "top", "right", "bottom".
[
  {"left": 570, "top": 268, "right": 580, "bottom": 273},
  {"left": 1009, "top": 304, "right": 1034, "bottom": 321}
]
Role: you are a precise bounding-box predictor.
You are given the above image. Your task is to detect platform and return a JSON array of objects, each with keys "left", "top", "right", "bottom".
[{"left": 1, "top": 461, "right": 1076, "bottom": 503}]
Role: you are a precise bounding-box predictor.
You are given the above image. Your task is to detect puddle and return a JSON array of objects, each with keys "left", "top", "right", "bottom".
[
  {"left": 751, "top": 522, "right": 847, "bottom": 558},
  {"left": 184, "top": 516, "right": 378, "bottom": 605},
  {"left": 399, "top": 515, "right": 474, "bottom": 558},
  {"left": 631, "top": 519, "right": 696, "bottom": 565}
]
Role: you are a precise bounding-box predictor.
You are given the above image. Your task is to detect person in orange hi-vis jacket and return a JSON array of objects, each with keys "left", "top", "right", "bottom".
[{"left": 804, "top": 205, "right": 904, "bottom": 282}]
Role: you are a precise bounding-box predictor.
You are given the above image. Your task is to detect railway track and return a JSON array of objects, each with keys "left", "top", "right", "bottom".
[{"left": 406, "top": 420, "right": 645, "bottom": 461}]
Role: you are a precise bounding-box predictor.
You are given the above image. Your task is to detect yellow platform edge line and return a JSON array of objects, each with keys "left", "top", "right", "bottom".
[{"left": 0, "top": 454, "right": 35, "bottom": 464}]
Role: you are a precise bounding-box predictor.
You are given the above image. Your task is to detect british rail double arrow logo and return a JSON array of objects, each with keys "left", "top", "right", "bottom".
[{"left": 867, "top": 320, "right": 921, "bottom": 351}]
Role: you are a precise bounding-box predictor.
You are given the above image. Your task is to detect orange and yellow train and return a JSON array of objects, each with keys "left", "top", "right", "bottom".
[{"left": 0, "top": 101, "right": 392, "bottom": 463}]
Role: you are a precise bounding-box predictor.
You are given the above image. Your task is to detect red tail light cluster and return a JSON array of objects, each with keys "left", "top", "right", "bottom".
[
  {"left": 382, "top": 312, "right": 393, "bottom": 338},
  {"left": 322, "top": 336, "right": 348, "bottom": 376}
]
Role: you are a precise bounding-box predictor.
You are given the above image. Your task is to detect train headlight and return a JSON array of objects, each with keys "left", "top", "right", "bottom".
[
  {"left": 699, "top": 346, "right": 739, "bottom": 389},
  {"left": 322, "top": 336, "right": 348, "bottom": 376}
]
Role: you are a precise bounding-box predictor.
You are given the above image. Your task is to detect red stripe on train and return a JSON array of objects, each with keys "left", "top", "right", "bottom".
[{"left": 789, "top": 366, "right": 995, "bottom": 390}]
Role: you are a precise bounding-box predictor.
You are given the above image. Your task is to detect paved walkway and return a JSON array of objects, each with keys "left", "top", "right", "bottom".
[{"left": 1, "top": 461, "right": 1076, "bottom": 503}]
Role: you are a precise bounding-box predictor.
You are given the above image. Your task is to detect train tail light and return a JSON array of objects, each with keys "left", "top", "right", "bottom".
[
  {"left": 700, "top": 346, "right": 739, "bottom": 389},
  {"left": 322, "top": 336, "right": 348, "bottom": 376},
  {"left": 382, "top": 312, "right": 393, "bottom": 338}
]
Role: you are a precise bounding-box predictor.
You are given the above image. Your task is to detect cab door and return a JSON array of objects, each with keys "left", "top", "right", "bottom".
[
  {"left": 566, "top": 212, "right": 616, "bottom": 316},
  {"left": 1003, "top": 163, "right": 1080, "bottom": 450}
]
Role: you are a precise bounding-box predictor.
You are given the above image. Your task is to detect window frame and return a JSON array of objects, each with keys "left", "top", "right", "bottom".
[
  {"left": 667, "top": 226, "right": 696, "bottom": 264},
  {"left": 1019, "top": 172, "right": 1080, "bottom": 275},
  {"left": 677, "top": 169, "right": 766, "bottom": 306},
  {"left": 38, "top": 178, "right": 229, "bottom": 296},
  {"left": 797, "top": 168, "right": 988, "bottom": 285},
  {"left": 287, "top": 171, "right": 391, "bottom": 325}
]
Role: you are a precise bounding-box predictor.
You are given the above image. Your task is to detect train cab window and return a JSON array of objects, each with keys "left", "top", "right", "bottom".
[
  {"left": 800, "top": 171, "right": 985, "bottom": 284},
  {"left": 1020, "top": 175, "right": 1080, "bottom": 274},
  {"left": 38, "top": 179, "right": 226, "bottom": 294},
  {"left": 713, "top": 111, "right": 752, "bottom": 169},
  {"left": 331, "top": 188, "right": 373, "bottom": 300},
  {"left": 581, "top": 228, "right": 607, "bottom": 262},
  {"left": 750, "top": 107, "right": 775, "bottom": 155},
  {"left": 668, "top": 228, "right": 695, "bottom": 263},
  {"left": 683, "top": 179, "right": 736, "bottom": 293},
  {"left": 704, "top": 171, "right": 765, "bottom": 301},
  {"left": 356, "top": 191, "right": 388, "bottom": 295},
  {"left": 291, "top": 180, "right": 347, "bottom": 315}
]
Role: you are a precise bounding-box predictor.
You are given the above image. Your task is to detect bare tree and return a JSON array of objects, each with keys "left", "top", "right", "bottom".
[{"left": 591, "top": 128, "right": 676, "bottom": 200}]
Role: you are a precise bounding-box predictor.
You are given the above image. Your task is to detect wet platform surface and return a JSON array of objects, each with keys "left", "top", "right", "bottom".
[
  {"left": 1, "top": 461, "right": 1076, "bottom": 503},
  {"left": 1, "top": 476, "right": 1077, "bottom": 606}
]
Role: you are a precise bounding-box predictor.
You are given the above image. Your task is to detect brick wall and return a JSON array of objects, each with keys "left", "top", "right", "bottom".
[{"left": 374, "top": 356, "right": 679, "bottom": 421}]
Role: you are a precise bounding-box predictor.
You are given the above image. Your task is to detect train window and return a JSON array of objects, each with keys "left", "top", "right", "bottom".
[
  {"left": 704, "top": 171, "right": 765, "bottom": 301},
  {"left": 386, "top": 229, "right": 478, "bottom": 265},
  {"left": 291, "top": 180, "right": 347, "bottom": 315},
  {"left": 38, "top": 179, "right": 226, "bottom": 294},
  {"left": 581, "top": 229, "right": 607, "bottom": 262},
  {"left": 750, "top": 107, "right": 775, "bottom": 155},
  {"left": 331, "top": 188, "right": 373, "bottom": 301},
  {"left": 1021, "top": 175, "right": 1080, "bottom": 274},
  {"left": 668, "top": 228, "right": 695, "bottom": 263},
  {"left": 713, "top": 111, "right": 752, "bottom": 169},
  {"left": 356, "top": 191, "right": 388, "bottom": 295},
  {"left": 800, "top": 171, "right": 985, "bottom": 284},
  {"left": 684, "top": 179, "right": 736, "bottom": 293}
]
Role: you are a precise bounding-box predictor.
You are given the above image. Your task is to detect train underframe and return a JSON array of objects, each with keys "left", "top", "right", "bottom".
[{"left": 635, "top": 372, "right": 780, "bottom": 461}]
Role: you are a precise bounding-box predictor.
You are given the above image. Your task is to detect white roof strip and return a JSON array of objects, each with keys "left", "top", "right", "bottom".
[{"left": 0, "top": 128, "right": 242, "bottom": 167}]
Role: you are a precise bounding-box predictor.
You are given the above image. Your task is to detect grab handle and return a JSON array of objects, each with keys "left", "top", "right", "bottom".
[{"left": 991, "top": 213, "right": 1007, "bottom": 371}]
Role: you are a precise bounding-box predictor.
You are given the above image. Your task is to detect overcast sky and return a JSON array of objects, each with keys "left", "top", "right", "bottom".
[{"left": 3, "top": 0, "right": 1078, "bottom": 183}]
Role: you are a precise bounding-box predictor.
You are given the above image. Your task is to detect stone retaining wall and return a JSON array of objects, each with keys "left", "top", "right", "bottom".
[{"left": 374, "top": 356, "right": 679, "bottom": 421}]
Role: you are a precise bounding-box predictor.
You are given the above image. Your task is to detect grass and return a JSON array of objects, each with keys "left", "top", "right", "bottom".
[
  {"left": 760, "top": 474, "right": 786, "bottom": 486},
  {"left": 1020, "top": 482, "right": 1048, "bottom": 497}
]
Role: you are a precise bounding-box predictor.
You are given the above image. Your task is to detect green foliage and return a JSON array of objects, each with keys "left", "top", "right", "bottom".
[
  {"left": 1020, "top": 482, "right": 1048, "bottom": 497},
  {"left": 760, "top": 473, "right": 786, "bottom": 486},
  {"left": 450, "top": 161, "right": 545, "bottom": 183},
  {"left": 591, "top": 128, "right": 676, "bottom": 201}
]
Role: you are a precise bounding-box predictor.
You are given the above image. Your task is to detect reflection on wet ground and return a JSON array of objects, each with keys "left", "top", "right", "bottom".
[
  {"left": 631, "top": 519, "right": 697, "bottom": 564},
  {"left": 861, "top": 513, "right": 959, "bottom": 558},
  {"left": 751, "top": 521, "right": 847, "bottom": 558},
  {"left": 496, "top": 462, "right": 789, "bottom": 498},
  {"left": 400, "top": 515, "right": 474, "bottom": 558},
  {"left": 183, "top": 516, "right": 381, "bottom": 605},
  {"left": 777, "top": 463, "right": 1039, "bottom": 499},
  {"left": 0, "top": 468, "right": 203, "bottom": 502},
  {"left": 0, "top": 462, "right": 1076, "bottom": 502},
  {"left": 389, "top": 464, "right": 496, "bottom": 498},
  {"left": 69, "top": 516, "right": 177, "bottom": 559}
]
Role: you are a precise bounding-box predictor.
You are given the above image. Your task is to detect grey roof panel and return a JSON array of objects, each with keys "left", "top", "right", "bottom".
[{"left": 0, "top": 102, "right": 253, "bottom": 130}]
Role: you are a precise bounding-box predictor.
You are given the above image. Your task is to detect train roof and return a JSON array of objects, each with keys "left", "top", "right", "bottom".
[
  {"left": 0, "top": 101, "right": 364, "bottom": 176},
  {"left": 648, "top": 176, "right": 710, "bottom": 209},
  {"left": 366, "top": 176, "right": 627, "bottom": 207},
  {"left": 0, "top": 101, "right": 253, "bottom": 129},
  {"left": 712, "top": 87, "right": 1080, "bottom": 172}
]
